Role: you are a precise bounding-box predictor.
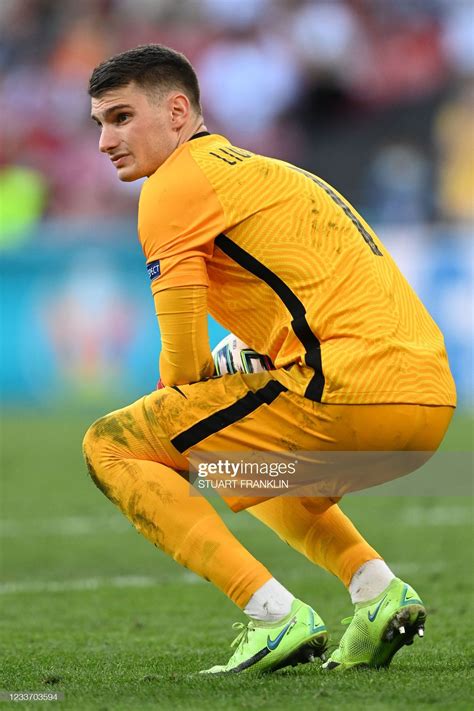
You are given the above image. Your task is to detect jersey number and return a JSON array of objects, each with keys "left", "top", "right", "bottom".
[{"left": 291, "top": 166, "right": 383, "bottom": 256}]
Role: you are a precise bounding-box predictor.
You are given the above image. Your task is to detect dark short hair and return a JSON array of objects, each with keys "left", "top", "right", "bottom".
[{"left": 88, "top": 44, "right": 201, "bottom": 112}]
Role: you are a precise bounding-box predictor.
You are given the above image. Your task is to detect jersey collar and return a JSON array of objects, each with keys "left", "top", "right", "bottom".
[{"left": 188, "top": 131, "right": 211, "bottom": 141}]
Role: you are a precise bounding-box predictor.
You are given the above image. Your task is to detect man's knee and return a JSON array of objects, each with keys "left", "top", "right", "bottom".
[
  {"left": 82, "top": 412, "right": 125, "bottom": 500},
  {"left": 82, "top": 400, "right": 176, "bottom": 496}
]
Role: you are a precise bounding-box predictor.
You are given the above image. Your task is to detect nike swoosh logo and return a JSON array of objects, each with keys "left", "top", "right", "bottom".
[
  {"left": 401, "top": 585, "right": 422, "bottom": 606},
  {"left": 368, "top": 595, "right": 387, "bottom": 622},
  {"left": 309, "top": 608, "right": 326, "bottom": 634},
  {"left": 267, "top": 621, "right": 292, "bottom": 651}
]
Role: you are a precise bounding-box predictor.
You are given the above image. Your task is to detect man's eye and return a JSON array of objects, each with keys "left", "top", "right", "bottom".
[{"left": 116, "top": 113, "right": 130, "bottom": 123}]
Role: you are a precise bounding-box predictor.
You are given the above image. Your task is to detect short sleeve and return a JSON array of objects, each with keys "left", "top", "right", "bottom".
[{"left": 138, "top": 144, "right": 226, "bottom": 294}]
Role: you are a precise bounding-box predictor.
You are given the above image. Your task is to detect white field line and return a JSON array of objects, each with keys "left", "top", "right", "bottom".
[
  {"left": 0, "top": 562, "right": 448, "bottom": 596},
  {"left": 0, "top": 516, "right": 129, "bottom": 538},
  {"left": 0, "top": 572, "right": 202, "bottom": 595},
  {"left": 387, "top": 561, "right": 447, "bottom": 575},
  {"left": 399, "top": 506, "right": 473, "bottom": 526},
  {"left": 0, "top": 561, "right": 448, "bottom": 595},
  {"left": 0, "top": 505, "right": 472, "bottom": 540},
  {"left": 282, "top": 560, "right": 447, "bottom": 583}
]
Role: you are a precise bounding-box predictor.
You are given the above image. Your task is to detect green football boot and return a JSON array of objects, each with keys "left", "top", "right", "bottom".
[
  {"left": 200, "top": 599, "right": 328, "bottom": 674},
  {"left": 323, "top": 577, "right": 426, "bottom": 671}
]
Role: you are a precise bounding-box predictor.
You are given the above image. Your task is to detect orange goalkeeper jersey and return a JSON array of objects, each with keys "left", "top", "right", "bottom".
[{"left": 138, "top": 132, "right": 456, "bottom": 406}]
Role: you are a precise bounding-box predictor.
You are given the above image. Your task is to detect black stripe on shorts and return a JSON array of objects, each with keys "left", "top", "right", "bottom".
[
  {"left": 170, "top": 380, "right": 287, "bottom": 453},
  {"left": 215, "top": 233, "right": 325, "bottom": 402}
]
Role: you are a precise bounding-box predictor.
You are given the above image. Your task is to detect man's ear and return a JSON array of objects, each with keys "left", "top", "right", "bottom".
[{"left": 169, "top": 93, "right": 191, "bottom": 129}]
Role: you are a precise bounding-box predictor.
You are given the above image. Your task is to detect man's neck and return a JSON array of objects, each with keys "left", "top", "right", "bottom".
[{"left": 177, "top": 119, "right": 209, "bottom": 146}]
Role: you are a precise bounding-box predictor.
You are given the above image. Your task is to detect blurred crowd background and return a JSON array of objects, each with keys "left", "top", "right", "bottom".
[
  {"left": 2, "top": 0, "right": 474, "bottom": 226},
  {"left": 0, "top": 0, "right": 472, "bottom": 408}
]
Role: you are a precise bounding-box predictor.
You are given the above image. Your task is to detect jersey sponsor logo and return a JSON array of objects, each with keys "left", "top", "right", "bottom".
[{"left": 147, "top": 260, "right": 161, "bottom": 281}]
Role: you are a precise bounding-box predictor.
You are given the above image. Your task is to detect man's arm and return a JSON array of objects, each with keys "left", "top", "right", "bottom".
[
  {"left": 138, "top": 144, "right": 227, "bottom": 387},
  {"left": 155, "top": 284, "right": 214, "bottom": 387}
]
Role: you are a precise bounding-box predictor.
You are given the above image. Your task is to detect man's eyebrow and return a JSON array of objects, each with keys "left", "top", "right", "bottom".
[{"left": 90, "top": 104, "right": 133, "bottom": 123}]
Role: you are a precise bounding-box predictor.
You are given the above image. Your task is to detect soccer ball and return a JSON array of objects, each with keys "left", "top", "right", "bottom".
[{"left": 212, "top": 333, "right": 274, "bottom": 375}]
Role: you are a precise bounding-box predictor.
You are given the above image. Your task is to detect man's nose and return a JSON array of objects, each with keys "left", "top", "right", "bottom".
[{"left": 99, "top": 125, "right": 120, "bottom": 154}]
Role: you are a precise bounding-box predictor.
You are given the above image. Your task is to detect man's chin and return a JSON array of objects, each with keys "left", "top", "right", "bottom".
[{"left": 116, "top": 166, "right": 145, "bottom": 182}]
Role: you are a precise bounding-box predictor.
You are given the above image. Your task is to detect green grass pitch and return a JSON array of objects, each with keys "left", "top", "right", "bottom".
[{"left": 1, "top": 408, "right": 473, "bottom": 710}]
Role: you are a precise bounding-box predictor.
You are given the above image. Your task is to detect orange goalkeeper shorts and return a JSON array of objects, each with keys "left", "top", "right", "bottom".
[{"left": 118, "top": 370, "right": 454, "bottom": 512}]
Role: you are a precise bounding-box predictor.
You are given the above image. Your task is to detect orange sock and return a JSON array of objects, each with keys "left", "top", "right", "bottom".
[
  {"left": 83, "top": 413, "right": 271, "bottom": 609},
  {"left": 248, "top": 496, "right": 380, "bottom": 587}
]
